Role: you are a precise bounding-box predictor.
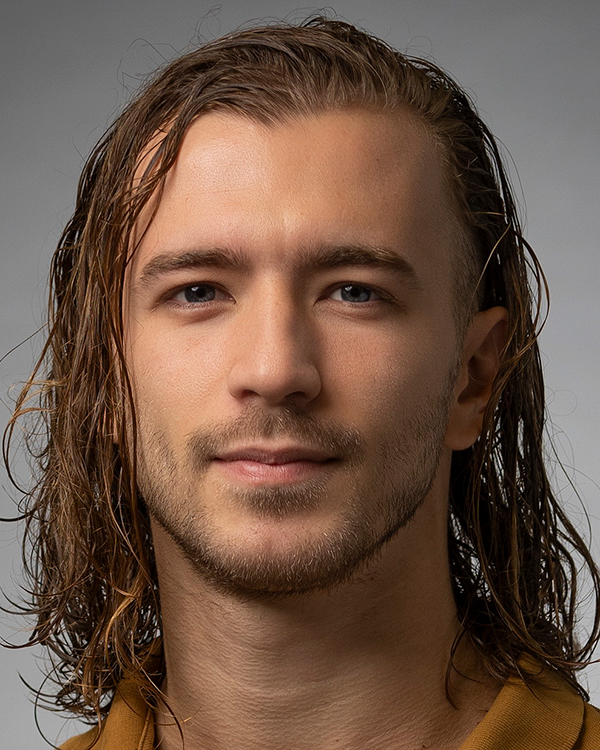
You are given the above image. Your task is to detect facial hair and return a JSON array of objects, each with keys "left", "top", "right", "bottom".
[{"left": 137, "top": 382, "right": 456, "bottom": 600}]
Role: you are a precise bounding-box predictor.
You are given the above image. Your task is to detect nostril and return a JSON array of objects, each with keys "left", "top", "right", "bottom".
[{"left": 227, "top": 360, "right": 322, "bottom": 407}]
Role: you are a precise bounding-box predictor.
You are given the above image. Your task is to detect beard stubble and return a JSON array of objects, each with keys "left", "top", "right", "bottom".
[{"left": 137, "top": 383, "right": 455, "bottom": 599}]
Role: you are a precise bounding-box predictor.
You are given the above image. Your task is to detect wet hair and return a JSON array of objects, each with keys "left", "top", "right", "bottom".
[{"left": 4, "top": 15, "right": 599, "bottom": 724}]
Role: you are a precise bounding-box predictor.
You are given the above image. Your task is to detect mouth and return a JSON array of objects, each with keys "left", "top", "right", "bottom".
[{"left": 213, "top": 445, "right": 337, "bottom": 484}]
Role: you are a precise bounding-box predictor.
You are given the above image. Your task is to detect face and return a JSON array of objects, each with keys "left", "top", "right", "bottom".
[{"left": 125, "top": 109, "right": 465, "bottom": 597}]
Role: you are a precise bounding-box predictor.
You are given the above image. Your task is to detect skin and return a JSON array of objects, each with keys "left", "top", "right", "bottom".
[{"left": 125, "top": 109, "right": 507, "bottom": 750}]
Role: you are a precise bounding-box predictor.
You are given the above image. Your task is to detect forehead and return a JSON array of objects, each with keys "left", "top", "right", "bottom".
[{"left": 131, "top": 108, "right": 457, "bottom": 284}]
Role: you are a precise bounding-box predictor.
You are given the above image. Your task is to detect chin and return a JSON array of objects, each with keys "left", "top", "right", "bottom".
[{"left": 151, "top": 488, "right": 415, "bottom": 599}]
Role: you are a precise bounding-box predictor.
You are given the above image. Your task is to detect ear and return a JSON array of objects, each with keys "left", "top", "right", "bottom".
[{"left": 444, "top": 306, "right": 508, "bottom": 451}]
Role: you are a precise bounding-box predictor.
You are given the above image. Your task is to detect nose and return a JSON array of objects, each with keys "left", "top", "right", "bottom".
[{"left": 226, "top": 290, "right": 322, "bottom": 408}]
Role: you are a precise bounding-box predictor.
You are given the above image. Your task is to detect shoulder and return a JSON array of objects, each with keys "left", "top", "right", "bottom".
[
  {"left": 460, "top": 662, "right": 599, "bottom": 749},
  {"left": 59, "top": 727, "right": 100, "bottom": 750},
  {"left": 57, "top": 680, "right": 154, "bottom": 750},
  {"left": 576, "top": 702, "right": 600, "bottom": 748}
]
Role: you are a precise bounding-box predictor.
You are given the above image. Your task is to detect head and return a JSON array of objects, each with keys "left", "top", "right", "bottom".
[
  {"left": 128, "top": 103, "right": 503, "bottom": 592},
  {"left": 5, "top": 15, "right": 599, "bottom": 720}
]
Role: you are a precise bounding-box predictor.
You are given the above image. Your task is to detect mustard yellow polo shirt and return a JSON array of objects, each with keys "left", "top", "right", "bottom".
[{"left": 60, "top": 667, "right": 600, "bottom": 750}]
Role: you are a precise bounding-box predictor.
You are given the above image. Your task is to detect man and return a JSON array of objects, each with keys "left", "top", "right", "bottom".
[{"left": 4, "top": 16, "right": 600, "bottom": 750}]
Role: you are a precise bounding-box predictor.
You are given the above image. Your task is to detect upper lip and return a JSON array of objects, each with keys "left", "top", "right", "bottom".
[{"left": 215, "top": 446, "right": 335, "bottom": 464}]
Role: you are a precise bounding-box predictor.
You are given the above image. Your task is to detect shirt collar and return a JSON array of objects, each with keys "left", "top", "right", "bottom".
[
  {"left": 459, "top": 658, "right": 585, "bottom": 750},
  {"left": 84, "top": 658, "right": 586, "bottom": 750}
]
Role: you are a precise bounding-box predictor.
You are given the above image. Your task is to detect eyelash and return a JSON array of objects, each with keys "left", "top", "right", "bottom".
[
  {"left": 166, "top": 281, "right": 394, "bottom": 308},
  {"left": 170, "top": 284, "right": 229, "bottom": 306}
]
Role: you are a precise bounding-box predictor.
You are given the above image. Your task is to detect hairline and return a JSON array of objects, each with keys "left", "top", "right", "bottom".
[{"left": 129, "top": 102, "right": 481, "bottom": 341}]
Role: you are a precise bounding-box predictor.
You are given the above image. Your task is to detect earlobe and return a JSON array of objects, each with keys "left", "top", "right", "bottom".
[{"left": 445, "top": 306, "right": 509, "bottom": 451}]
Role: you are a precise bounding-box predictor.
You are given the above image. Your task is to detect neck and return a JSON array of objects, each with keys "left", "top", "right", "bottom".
[{"left": 151, "top": 492, "right": 500, "bottom": 750}]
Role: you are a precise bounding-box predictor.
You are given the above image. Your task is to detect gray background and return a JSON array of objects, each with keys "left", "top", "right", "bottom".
[{"left": 1, "top": 0, "right": 599, "bottom": 746}]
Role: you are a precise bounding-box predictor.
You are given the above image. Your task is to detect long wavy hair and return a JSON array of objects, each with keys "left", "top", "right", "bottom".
[{"left": 3, "top": 16, "right": 599, "bottom": 723}]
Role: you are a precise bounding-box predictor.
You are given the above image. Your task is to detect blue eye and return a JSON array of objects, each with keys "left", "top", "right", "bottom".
[
  {"left": 331, "top": 285, "right": 380, "bottom": 303},
  {"left": 177, "top": 284, "right": 217, "bottom": 303}
]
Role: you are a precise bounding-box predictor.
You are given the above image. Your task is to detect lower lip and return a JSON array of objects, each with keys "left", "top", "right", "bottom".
[{"left": 213, "top": 459, "right": 334, "bottom": 484}]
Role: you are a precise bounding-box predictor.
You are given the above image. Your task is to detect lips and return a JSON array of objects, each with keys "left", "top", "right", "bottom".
[
  {"left": 212, "top": 445, "right": 336, "bottom": 483},
  {"left": 214, "top": 446, "right": 334, "bottom": 464}
]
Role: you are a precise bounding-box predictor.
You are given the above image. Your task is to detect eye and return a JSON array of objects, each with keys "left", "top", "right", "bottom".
[
  {"left": 330, "top": 284, "right": 381, "bottom": 303},
  {"left": 172, "top": 284, "right": 222, "bottom": 304}
]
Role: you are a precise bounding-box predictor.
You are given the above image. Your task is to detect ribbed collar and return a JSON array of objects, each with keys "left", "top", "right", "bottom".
[
  {"left": 459, "top": 660, "right": 584, "bottom": 750},
  {"left": 64, "top": 660, "right": 585, "bottom": 750}
]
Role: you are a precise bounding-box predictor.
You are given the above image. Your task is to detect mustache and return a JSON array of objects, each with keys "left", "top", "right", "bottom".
[{"left": 185, "top": 406, "right": 365, "bottom": 467}]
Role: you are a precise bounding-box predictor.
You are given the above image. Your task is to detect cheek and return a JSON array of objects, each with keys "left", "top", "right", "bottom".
[
  {"left": 320, "top": 320, "right": 457, "bottom": 424},
  {"left": 127, "top": 323, "right": 229, "bottom": 433}
]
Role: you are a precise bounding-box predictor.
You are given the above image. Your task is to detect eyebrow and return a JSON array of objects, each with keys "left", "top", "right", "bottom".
[
  {"left": 135, "top": 244, "right": 421, "bottom": 289},
  {"left": 136, "top": 248, "right": 248, "bottom": 288}
]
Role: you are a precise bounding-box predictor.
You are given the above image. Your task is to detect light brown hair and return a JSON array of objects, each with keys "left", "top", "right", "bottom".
[{"left": 4, "top": 15, "right": 599, "bottom": 724}]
